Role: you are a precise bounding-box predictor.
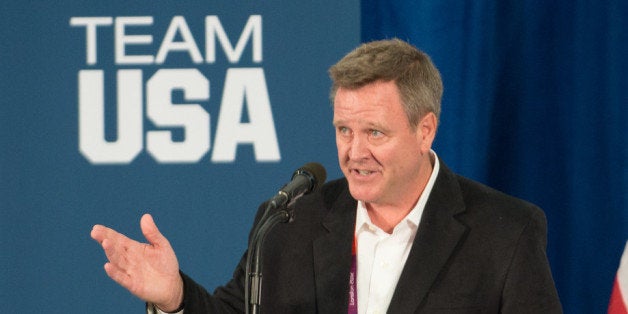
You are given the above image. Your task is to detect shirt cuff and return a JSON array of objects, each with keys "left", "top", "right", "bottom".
[{"left": 146, "top": 303, "right": 184, "bottom": 314}]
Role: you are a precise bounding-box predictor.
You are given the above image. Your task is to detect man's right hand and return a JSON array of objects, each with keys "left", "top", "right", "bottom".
[{"left": 91, "top": 214, "right": 184, "bottom": 312}]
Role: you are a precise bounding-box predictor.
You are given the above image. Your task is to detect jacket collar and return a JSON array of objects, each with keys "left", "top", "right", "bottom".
[{"left": 388, "top": 162, "right": 468, "bottom": 313}]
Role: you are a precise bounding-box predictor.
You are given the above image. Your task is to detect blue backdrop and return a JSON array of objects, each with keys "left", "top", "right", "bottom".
[
  {"left": 362, "top": 1, "right": 628, "bottom": 313},
  {"left": 2, "top": 1, "right": 626, "bottom": 313},
  {"left": 1, "top": 1, "right": 358, "bottom": 312}
]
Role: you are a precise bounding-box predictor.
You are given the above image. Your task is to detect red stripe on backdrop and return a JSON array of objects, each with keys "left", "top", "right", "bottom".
[{"left": 609, "top": 278, "right": 627, "bottom": 314}]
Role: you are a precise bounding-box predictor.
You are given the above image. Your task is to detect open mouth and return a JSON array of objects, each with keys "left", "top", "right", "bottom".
[{"left": 352, "top": 168, "right": 377, "bottom": 176}]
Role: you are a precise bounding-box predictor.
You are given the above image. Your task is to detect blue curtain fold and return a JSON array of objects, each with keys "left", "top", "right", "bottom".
[{"left": 361, "top": 1, "right": 628, "bottom": 312}]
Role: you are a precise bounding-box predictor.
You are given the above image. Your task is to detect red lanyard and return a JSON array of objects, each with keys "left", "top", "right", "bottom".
[{"left": 348, "top": 237, "right": 358, "bottom": 314}]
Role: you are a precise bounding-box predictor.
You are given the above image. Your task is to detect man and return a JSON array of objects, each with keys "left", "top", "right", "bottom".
[{"left": 91, "top": 38, "right": 562, "bottom": 313}]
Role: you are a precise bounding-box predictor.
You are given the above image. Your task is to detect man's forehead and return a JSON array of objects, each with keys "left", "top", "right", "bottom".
[{"left": 332, "top": 114, "right": 389, "bottom": 130}]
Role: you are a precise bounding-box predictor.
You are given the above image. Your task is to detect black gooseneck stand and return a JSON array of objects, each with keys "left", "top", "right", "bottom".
[{"left": 244, "top": 204, "right": 292, "bottom": 314}]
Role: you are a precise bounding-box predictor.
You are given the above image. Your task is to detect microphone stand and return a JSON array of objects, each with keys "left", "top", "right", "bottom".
[{"left": 245, "top": 205, "right": 291, "bottom": 314}]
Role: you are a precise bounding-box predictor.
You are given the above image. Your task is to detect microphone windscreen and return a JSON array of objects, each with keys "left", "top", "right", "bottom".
[{"left": 300, "top": 162, "right": 327, "bottom": 191}]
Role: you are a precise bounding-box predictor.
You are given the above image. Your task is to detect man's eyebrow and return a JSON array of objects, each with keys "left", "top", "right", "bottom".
[
  {"left": 365, "top": 121, "right": 387, "bottom": 131},
  {"left": 332, "top": 120, "right": 345, "bottom": 127}
]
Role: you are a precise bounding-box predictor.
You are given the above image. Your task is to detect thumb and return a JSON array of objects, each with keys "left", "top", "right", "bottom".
[{"left": 140, "top": 213, "right": 169, "bottom": 247}]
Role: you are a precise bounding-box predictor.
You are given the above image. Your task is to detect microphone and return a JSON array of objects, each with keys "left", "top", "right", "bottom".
[
  {"left": 245, "top": 163, "right": 326, "bottom": 314},
  {"left": 268, "top": 162, "right": 327, "bottom": 209}
]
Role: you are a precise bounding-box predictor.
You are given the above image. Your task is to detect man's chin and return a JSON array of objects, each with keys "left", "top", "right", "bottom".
[{"left": 347, "top": 187, "right": 379, "bottom": 204}]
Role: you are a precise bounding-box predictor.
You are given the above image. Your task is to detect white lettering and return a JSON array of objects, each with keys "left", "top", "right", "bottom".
[
  {"left": 78, "top": 70, "right": 143, "bottom": 164},
  {"left": 69, "top": 17, "right": 113, "bottom": 65},
  {"left": 205, "top": 15, "right": 262, "bottom": 63},
  {"left": 73, "top": 14, "right": 276, "bottom": 164},
  {"left": 155, "top": 16, "right": 203, "bottom": 64},
  {"left": 115, "top": 16, "right": 154, "bottom": 65},
  {"left": 212, "top": 68, "right": 280, "bottom": 162},
  {"left": 146, "top": 69, "right": 210, "bottom": 163},
  {"left": 72, "top": 15, "right": 263, "bottom": 65}
]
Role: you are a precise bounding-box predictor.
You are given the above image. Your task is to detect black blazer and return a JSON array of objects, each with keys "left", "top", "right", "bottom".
[{"left": 179, "top": 162, "right": 562, "bottom": 313}]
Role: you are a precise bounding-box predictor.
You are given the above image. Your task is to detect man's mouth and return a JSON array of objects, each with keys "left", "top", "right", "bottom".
[{"left": 352, "top": 168, "right": 376, "bottom": 176}]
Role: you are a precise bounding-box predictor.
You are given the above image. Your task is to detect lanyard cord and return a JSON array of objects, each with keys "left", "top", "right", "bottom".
[{"left": 348, "top": 237, "right": 358, "bottom": 314}]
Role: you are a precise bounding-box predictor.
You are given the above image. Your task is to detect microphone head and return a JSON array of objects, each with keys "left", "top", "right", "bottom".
[{"left": 294, "top": 162, "right": 327, "bottom": 192}]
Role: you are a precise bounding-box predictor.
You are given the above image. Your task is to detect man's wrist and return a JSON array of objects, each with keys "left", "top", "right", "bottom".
[
  {"left": 154, "top": 273, "right": 185, "bottom": 313},
  {"left": 155, "top": 299, "right": 184, "bottom": 313}
]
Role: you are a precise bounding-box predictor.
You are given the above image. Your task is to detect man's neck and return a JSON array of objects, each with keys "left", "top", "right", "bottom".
[
  {"left": 365, "top": 152, "right": 436, "bottom": 234},
  {"left": 365, "top": 203, "right": 416, "bottom": 234}
]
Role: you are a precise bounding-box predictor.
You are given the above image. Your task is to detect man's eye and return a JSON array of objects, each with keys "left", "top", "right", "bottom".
[{"left": 371, "top": 130, "right": 383, "bottom": 137}]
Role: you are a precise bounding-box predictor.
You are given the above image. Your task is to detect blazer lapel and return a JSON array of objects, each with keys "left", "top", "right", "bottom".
[
  {"left": 312, "top": 187, "right": 357, "bottom": 314},
  {"left": 387, "top": 164, "right": 468, "bottom": 314}
]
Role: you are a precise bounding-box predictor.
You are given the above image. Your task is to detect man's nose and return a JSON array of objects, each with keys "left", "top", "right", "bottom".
[{"left": 348, "top": 135, "right": 370, "bottom": 160}]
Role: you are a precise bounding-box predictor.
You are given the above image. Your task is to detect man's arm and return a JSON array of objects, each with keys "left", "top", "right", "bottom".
[
  {"left": 91, "top": 214, "right": 184, "bottom": 312},
  {"left": 501, "top": 209, "right": 562, "bottom": 313}
]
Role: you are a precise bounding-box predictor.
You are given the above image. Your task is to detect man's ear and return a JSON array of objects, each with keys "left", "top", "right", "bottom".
[{"left": 418, "top": 112, "right": 437, "bottom": 154}]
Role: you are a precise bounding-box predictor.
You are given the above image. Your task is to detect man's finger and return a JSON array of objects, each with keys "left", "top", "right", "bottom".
[
  {"left": 90, "top": 224, "right": 112, "bottom": 244},
  {"left": 140, "top": 214, "right": 168, "bottom": 248},
  {"left": 104, "top": 262, "right": 134, "bottom": 291},
  {"left": 101, "top": 236, "right": 136, "bottom": 271}
]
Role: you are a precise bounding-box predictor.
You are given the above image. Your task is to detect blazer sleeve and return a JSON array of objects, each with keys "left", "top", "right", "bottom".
[
  {"left": 500, "top": 208, "right": 562, "bottom": 313},
  {"left": 177, "top": 255, "right": 248, "bottom": 313}
]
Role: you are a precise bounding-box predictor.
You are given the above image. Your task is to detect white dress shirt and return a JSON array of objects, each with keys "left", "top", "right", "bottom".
[{"left": 354, "top": 152, "right": 440, "bottom": 314}]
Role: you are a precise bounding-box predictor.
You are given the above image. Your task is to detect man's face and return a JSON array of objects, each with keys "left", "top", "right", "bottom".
[{"left": 333, "top": 80, "right": 435, "bottom": 208}]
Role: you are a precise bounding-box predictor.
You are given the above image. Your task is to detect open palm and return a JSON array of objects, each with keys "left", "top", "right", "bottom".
[{"left": 91, "top": 214, "right": 183, "bottom": 311}]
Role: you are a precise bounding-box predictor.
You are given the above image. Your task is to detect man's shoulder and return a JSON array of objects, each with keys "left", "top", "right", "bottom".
[
  {"left": 451, "top": 174, "right": 546, "bottom": 237},
  {"left": 455, "top": 175, "right": 540, "bottom": 213},
  {"left": 294, "top": 177, "right": 351, "bottom": 214},
  {"left": 320, "top": 177, "right": 349, "bottom": 193},
  {"left": 316, "top": 177, "right": 350, "bottom": 203}
]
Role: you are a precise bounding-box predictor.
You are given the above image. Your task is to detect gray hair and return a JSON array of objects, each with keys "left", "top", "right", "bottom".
[{"left": 329, "top": 38, "right": 443, "bottom": 128}]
